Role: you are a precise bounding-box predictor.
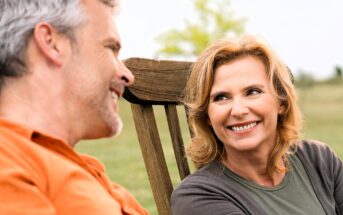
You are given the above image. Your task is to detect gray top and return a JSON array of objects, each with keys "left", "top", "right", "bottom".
[
  {"left": 171, "top": 140, "right": 343, "bottom": 215},
  {"left": 223, "top": 155, "right": 325, "bottom": 215}
]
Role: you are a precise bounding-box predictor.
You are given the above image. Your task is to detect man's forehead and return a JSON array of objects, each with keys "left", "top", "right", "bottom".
[
  {"left": 81, "top": 0, "right": 117, "bottom": 8},
  {"left": 83, "top": 0, "right": 118, "bottom": 16},
  {"left": 79, "top": 0, "right": 120, "bottom": 44}
]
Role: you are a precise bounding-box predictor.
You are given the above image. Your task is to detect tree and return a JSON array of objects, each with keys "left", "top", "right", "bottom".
[
  {"left": 334, "top": 65, "right": 342, "bottom": 79},
  {"left": 295, "top": 69, "right": 315, "bottom": 88},
  {"left": 155, "top": 0, "right": 246, "bottom": 59}
]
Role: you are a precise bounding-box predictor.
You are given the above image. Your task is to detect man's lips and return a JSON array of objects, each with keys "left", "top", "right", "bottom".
[{"left": 109, "top": 85, "right": 124, "bottom": 99}]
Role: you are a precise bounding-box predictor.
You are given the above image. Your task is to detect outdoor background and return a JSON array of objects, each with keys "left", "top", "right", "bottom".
[
  {"left": 78, "top": 0, "right": 343, "bottom": 214},
  {"left": 77, "top": 83, "right": 343, "bottom": 214}
]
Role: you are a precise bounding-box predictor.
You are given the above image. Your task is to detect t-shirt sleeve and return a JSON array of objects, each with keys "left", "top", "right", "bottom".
[
  {"left": 300, "top": 140, "right": 343, "bottom": 214},
  {"left": 332, "top": 148, "right": 343, "bottom": 213},
  {"left": 171, "top": 184, "right": 245, "bottom": 215}
]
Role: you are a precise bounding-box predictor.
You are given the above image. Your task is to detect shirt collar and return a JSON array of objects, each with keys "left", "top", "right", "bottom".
[{"left": 0, "top": 118, "right": 96, "bottom": 170}]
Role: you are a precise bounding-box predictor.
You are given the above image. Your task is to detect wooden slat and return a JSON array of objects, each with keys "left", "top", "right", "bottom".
[
  {"left": 165, "top": 104, "right": 190, "bottom": 180},
  {"left": 131, "top": 103, "right": 173, "bottom": 215},
  {"left": 184, "top": 106, "right": 194, "bottom": 138},
  {"left": 123, "top": 58, "right": 192, "bottom": 104},
  {"left": 123, "top": 58, "right": 194, "bottom": 214}
]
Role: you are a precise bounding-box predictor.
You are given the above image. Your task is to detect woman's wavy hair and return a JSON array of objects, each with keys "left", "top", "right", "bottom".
[{"left": 184, "top": 35, "right": 302, "bottom": 176}]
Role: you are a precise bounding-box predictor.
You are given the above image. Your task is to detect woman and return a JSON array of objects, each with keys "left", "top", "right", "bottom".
[{"left": 171, "top": 35, "right": 343, "bottom": 215}]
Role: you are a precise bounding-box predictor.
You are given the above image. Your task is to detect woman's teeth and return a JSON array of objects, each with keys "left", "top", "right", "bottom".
[{"left": 230, "top": 122, "right": 257, "bottom": 132}]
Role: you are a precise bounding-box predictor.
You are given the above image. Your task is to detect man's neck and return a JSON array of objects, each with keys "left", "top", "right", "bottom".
[{"left": 0, "top": 74, "right": 79, "bottom": 146}]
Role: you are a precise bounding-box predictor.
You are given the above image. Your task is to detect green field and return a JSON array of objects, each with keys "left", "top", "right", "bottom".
[{"left": 76, "top": 82, "right": 343, "bottom": 214}]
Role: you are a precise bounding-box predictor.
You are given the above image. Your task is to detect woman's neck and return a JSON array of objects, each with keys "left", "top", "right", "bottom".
[{"left": 222, "top": 152, "right": 286, "bottom": 187}]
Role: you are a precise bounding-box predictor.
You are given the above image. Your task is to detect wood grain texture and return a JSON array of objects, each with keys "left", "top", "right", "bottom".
[
  {"left": 123, "top": 58, "right": 194, "bottom": 215},
  {"left": 123, "top": 58, "right": 192, "bottom": 104},
  {"left": 165, "top": 104, "right": 190, "bottom": 180},
  {"left": 131, "top": 104, "right": 173, "bottom": 215}
]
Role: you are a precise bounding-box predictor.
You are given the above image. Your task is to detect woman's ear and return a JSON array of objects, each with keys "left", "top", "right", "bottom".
[
  {"left": 278, "top": 103, "right": 286, "bottom": 115},
  {"left": 206, "top": 116, "right": 212, "bottom": 126}
]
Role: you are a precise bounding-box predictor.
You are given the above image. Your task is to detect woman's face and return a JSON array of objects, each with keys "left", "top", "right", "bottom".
[{"left": 207, "top": 56, "right": 284, "bottom": 156}]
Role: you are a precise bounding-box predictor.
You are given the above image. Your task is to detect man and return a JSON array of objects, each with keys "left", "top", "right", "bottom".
[{"left": 0, "top": 0, "right": 148, "bottom": 214}]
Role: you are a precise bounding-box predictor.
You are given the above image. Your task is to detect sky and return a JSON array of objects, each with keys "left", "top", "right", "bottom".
[{"left": 117, "top": 0, "right": 343, "bottom": 80}]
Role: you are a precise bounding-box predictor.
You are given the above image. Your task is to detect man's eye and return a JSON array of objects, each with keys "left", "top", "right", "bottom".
[
  {"left": 106, "top": 43, "right": 121, "bottom": 54},
  {"left": 107, "top": 45, "right": 118, "bottom": 52}
]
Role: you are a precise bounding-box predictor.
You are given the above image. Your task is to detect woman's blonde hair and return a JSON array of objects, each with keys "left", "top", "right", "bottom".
[{"left": 184, "top": 35, "right": 302, "bottom": 176}]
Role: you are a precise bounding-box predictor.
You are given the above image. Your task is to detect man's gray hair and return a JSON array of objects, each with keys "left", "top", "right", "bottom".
[{"left": 0, "top": 0, "right": 86, "bottom": 87}]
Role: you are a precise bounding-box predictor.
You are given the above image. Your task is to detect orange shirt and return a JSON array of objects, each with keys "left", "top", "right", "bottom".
[{"left": 0, "top": 119, "right": 148, "bottom": 215}]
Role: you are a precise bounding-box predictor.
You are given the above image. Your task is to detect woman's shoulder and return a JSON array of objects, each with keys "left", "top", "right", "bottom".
[
  {"left": 294, "top": 139, "right": 342, "bottom": 177},
  {"left": 174, "top": 161, "right": 226, "bottom": 189},
  {"left": 172, "top": 160, "right": 248, "bottom": 200},
  {"left": 295, "top": 139, "right": 336, "bottom": 159},
  {"left": 171, "top": 161, "right": 265, "bottom": 215}
]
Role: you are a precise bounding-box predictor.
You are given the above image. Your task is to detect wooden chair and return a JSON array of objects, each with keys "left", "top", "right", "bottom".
[{"left": 123, "top": 58, "right": 193, "bottom": 215}]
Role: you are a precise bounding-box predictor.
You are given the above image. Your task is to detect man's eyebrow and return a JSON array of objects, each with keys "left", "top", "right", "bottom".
[
  {"left": 99, "top": 0, "right": 117, "bottom": 7},
  {"left": 105, "top": 38, "right": 122, "bottom": 50}
]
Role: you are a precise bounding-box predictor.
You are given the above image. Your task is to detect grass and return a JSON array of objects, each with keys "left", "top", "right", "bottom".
[
  {"left": 76, "top": 82, "right": 343, "bottom": 214},
  {"left": 297, "top": 83, "right": 343, "bottom": 158}
]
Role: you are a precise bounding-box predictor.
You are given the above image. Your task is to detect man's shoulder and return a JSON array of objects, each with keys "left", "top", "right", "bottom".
[{"left": 0, "top": 122, "right": 83, "bottom": 176}]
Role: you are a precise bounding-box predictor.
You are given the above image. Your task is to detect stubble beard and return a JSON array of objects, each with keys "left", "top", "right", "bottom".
[
  {"left": 99, "top": 106, "right": 123, "bottom": 138},
  {"left": 108, "top": 112, "right": 123, "bottom": 137}
]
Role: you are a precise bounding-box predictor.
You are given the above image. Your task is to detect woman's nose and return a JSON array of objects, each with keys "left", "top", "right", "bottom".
[{"left": 230, "top": 98, "right": 249, "bottom": 118}]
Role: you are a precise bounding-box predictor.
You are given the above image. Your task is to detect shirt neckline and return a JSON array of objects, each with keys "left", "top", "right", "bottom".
[{"left": 218, "top": 159, "right": 293, "bottom": 192}]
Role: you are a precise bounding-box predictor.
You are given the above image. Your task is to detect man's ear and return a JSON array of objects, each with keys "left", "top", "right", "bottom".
[{"left": 33, "top": 22, "right": 66, "bottom": 67}]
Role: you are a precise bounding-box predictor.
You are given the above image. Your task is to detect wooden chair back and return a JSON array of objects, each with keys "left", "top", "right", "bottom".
[{"left": 123, "top": 58, "right": 193, "bottom": 215}]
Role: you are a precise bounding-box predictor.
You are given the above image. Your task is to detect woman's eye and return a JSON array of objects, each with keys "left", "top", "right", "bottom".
[
  {"left": 213, "top": 94, "right": 228, "bottom": 102},
  {"left": 247, "top": 88, "right": 262, "bottom": 96}
]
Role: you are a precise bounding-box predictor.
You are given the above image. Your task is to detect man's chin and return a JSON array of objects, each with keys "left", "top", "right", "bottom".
[{"left": 107, "top": 116, "right": 123, "bottom": 138}]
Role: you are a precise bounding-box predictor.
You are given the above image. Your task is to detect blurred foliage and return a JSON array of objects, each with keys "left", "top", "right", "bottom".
[
  {"left": 334, "top": 65, "right": 342, "bottom": 79},
  {"left": 318, "top": 78, "right": 343, "bottom": 85},
  {"left": 294, "top": 69, "right": 315, "bottom": 88},
  {"left": 155, "top": 0, "right": 246, "bottom": 59},
  {"left": 295, "top": 66, "right": 343, "bottom": 87}
]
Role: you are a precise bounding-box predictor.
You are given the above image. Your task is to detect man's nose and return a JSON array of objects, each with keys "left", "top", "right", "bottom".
[{"left": 118, "top": 61, "right": 134, "bottom": 86}]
